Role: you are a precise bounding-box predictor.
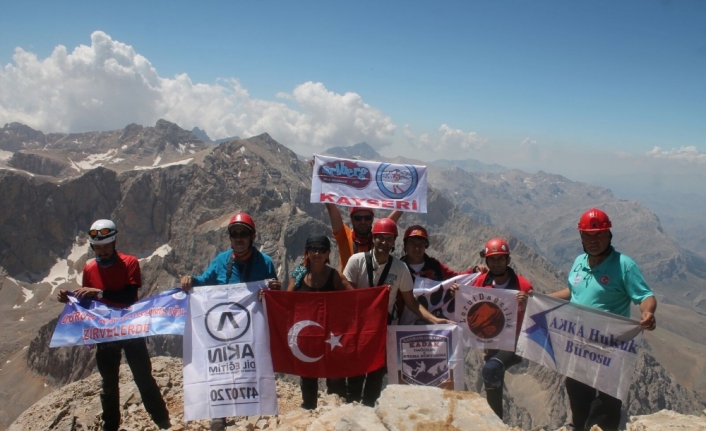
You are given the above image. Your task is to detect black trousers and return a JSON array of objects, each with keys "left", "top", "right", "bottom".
[
  {"left": 95, "top": 338, "right": 169, "bottom": 431},
  {"left": 346, "top": 366, "right": 387, "bottom": 407},
  {"left": 482, "top": 350, "right": 522, "bottom": 420},
  {"left": 565, "top": 377, "right": 622, "bottom": 431},
  {"left": 300, "top": 377, "right": 346, "bottom": 409}
]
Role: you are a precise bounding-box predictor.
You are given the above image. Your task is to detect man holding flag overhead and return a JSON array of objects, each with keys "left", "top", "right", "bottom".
[{"left": 549, "top": 208, "right": 657, "bottom": 431}]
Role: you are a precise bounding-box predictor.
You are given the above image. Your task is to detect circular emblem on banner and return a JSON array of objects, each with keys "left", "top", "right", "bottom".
[
  {"left": 599, "top": 275, "right": 610, "bottom": 284},
  {"left": 375, "top": 163, "right": 419, "bottom": 199},
  {"left": 204, "top": 302, "right": 251, "bottom": 342},
  {"left": 466, "top": 302, "right": 505, "bottom": 339},
  {"left": 171, "top": 291, "right": 186, "bottom": 300}
]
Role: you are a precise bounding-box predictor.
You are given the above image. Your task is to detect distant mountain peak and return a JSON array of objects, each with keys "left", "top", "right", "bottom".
[
  {"left": 190, "top": 126, "right": 212, "bottom": 143},
  {"left": 190, "top": 126, "right": 240, "bottom": 145},
  {"left": 432, "top": 158, "right": 507, "bottom": 174}
]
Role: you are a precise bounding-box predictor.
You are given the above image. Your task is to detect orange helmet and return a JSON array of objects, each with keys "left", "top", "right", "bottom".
[
  {"left": 404, "top": 225, "right": 429, "bottom": 247},
  {"left": 481, "top": 238, "right": 510, "bottom": 258},
  {"left": 228, "top": 212, "right": 256, "bottom": 232},
  {"left": 372, "top": 218, "right": 398, "bottom": 236},
  {"left": 578, "top": 208, "right": 612, "bottom": 232}
]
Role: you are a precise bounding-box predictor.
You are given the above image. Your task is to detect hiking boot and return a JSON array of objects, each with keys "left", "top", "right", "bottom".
[
  {"left": 210, "top": 418, "right": 226, "bottom": 431},
  {"left": 155, "top": 418, "right": 172, "bottom": 429}
]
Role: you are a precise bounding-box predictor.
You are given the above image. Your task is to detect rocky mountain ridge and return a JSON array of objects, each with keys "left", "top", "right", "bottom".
[{"left": 8, "top": 357, "right": 706, "bottom": 431}]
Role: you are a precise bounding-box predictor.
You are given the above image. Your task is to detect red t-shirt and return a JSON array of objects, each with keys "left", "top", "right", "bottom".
[{"left": 82, "top": 252, "right": 141, "bottom": 307}]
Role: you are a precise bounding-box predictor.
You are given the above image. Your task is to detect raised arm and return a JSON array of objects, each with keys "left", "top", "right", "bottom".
[
  {"left": 388, "top": 210, "right": 403, "bottom": 223},
  {"left": 325, "top": 203, "right": 344, "bottom": 234}
]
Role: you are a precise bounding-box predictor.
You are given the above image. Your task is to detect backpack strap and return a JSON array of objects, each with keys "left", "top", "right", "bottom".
[
  {"left": 365, "top": 251, "right": 393, "bottom": 286},
  {"left": 365, "top": 252, "right": 374, "bottom": 286},
  {"left": 379, "top": 256, "right": 393, "bottom": 286},
  {"left": 226, "top": 254, "right": 234, "bottom": 284}
]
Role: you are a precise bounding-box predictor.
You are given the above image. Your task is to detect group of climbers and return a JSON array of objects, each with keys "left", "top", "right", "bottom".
[{"left": 58, "top": 202, "right": 656, "bottom": 431}]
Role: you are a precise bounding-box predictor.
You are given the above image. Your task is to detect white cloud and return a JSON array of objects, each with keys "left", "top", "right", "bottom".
[
  {"left": 518, "top": 137, "right": 541, "bottom": 161},
  {"left": 0, "top": 31, "right": 396, "bottom": 149},
  {"left": 403, "top": 124, "right": 483, "bottom": 152},
  {"left": 645, "top": 146, "right": 706, "bottom": 164}
]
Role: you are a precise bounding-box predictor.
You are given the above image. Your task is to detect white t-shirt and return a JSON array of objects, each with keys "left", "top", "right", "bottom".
[
  {"left": 492, "top": 279, "right": 510, "bottom": 290},
  {"left": 343, "top": 252, "right": 414, "bottom": 314},
  {"left": 408, "top": 262, "right": 425, "bottom": 273}
]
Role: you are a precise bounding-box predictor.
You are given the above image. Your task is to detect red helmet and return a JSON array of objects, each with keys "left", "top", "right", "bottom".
[
  {"left": 349, "top": 206, "right": 373, "bottom": 216},
  {"left": 481, "top": 238, "right": 510, "bottom": 258},
  {"left": 578, "top": 208, "right": 612, "bottom": 232},
  {"left": 228, "top": 212, "right": 256, "bottom": 232},
  {"left": 404, "top": 225, "right": 429, "bottom": 247},
  {"left": 372, "top": 218, "right": 398, "bottom": 236}
]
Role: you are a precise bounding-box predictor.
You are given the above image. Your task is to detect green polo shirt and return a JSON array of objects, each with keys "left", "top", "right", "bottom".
[{"left": 567, "top": 247, "right": 654, "bottom": 318}]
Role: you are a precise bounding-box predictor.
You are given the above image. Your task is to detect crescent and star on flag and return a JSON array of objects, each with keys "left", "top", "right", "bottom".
[{"left": 287, "top": 320, "right": 343, "bottom": 363}]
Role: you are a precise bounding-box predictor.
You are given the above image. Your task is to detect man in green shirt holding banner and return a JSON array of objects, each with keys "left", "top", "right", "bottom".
[{"left": 550, "top": 208, "right": 657, "bottom": 431}]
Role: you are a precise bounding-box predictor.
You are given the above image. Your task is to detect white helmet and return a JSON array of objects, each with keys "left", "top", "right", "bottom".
[{"left": 89, "top": 219, "right": 117, "bottom": 245}]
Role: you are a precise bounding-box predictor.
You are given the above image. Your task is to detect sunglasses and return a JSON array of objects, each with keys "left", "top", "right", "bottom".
[
  {"left": 229, "top": 230, "right": 252, "bottom": 239},
  {"left": 307, "top": 246, "right": 330, "bottom": 254},
  {"left": 89, "top": 228, "right": 114, "bottom": 238},
  {"left": 352, "top": 215, "right": 373, "bottom": 222}
]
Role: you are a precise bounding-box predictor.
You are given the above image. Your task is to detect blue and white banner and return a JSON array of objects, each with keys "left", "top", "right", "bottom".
[
  {"left": 183, "top": 282, "right": 278, "bottom": 420},
  {"left": 386, "top": 325, "right": 464, "bottom": 390},
  {"left": 515, "top": 293, "right": 643, "bottom": 402},
  {"left": 399, "top": 273, "right": 479, "bottom": 325},
  {"left": 311, "top": 154, "right": 428, "bottom": 213},
  {"left": 456, "top": 285, "right": 519, "bottom": 351},
  {"left": 49, "top": 288, "right": 188, "bottom": 347}
]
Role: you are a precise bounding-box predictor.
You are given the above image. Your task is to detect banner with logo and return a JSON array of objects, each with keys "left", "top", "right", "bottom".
[
  {"left": 183, "top": 282, "right": 277, "bottom": 420},
  {"left": 455, "top": 286, "right": 519, "bottom": 351},
  {"left": 516, "top": 293, "right": 643, "bottom": 402},
  {"left": 386, "top": 325, "right": 465, "bottom": 390},
  {"left": 49, "top": 288, "right": 188, "bottom": 347},
  {"left": 311, "top": 154, "right": 428, "bottom": 213},
  {"left": 263, "top": 286, "right": 388, "bottom": 378},
  {"left": 399, "top": 273, "right": 480, "bottom": 325}
]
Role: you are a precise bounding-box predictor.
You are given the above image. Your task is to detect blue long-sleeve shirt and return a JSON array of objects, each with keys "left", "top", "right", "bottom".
[{"left": 192, "top": 248, "right": 277, "bottom": 286}]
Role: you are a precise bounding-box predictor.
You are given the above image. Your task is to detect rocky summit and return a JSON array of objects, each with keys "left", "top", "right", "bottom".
[
  {"left": 8, "top": 357, "right": 706, "bottom": 431},
  {"left": 1, "top": 120, "right": 706, "bottom": 430}
]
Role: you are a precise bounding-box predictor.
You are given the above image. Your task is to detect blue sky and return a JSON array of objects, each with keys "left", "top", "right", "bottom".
[{"left": 1, "top": 0, "right": 704, "bottom": 186}]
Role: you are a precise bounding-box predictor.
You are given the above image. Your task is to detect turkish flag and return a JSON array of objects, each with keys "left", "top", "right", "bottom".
[{"left": 263, "top": 286, "right": 388, "bottom": 378}]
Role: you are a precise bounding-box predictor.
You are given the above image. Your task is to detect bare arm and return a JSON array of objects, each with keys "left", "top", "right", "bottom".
[
  {"left": 549, "top": 288, "right": 571, "bottom": 300},
  {"left": 286, "top": 278, "right": 296, "bottom": 292},
  {"left": 325, "top": 203, "right": 344, "bottom": 234},
  {"left": 639, "top": 296, "right": 657, "bottom": 330},
  {"left": 334, "top": 271, "right": 355, "bottom": 291},
  {"left": 400, "top": 290, "right": 452, "bottom": 324},
  {"left": 388, "top": 210, "right": 403, "bottom": 223}
]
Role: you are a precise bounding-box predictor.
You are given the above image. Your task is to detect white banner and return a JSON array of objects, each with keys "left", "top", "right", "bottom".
[
  {"left": 515, "top": 293, "right": 643, "bottom": 402},
  {"left": 456, "top": 285, "right": 519, "bottom": 351},
  {"left": 311, "top": 154, "right": 428, "bottom": 213},
  {"left": 399, "top": 273, "right": 480, "bottom": 325},
  {"left": 386, "top": 325, "right": 465, "bottom": 390},
  {"left": 183, "top": 282, "right": 278, "bottom": 420}
]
